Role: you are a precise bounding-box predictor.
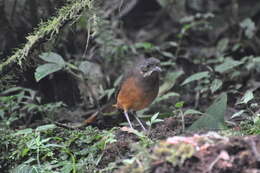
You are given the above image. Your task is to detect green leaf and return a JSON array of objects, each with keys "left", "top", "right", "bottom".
[
  {"left": 41, "top": 138, "right": 52, "bottom": 144},
  {"left": 134, "top": 42, "right": 154, "bottom": 50},
  {"left": 188, "top": 93, "right": 227, "bottom": 131},
  {"left": 34, "top": 63, "right": 63, "bottom": 82},
  {"left": 0, "top": 110, "right": 4, "bottom": 119},
  {"left": 45, "top": 144, "right": 64, "bottom": 148},
  {"left": 24, "top": 103, "right": 38, "bottom": 112},
  {"left": 181, "top": 71, "right": 209, "bottom": 85},
  {"left": 146, "top": 121, "right": 151, "bottom": 126},
  {"left": 1, "top": 87, "right": 23, "bottom": 94},
  {"left": 123, "top": 158, "right": 136, "bottom": 164},
  {"left": 183, "top": 109, "right": 204, "bottom": 115},
  {"left": 13, "top": 128, "right": 33, "bottom": 136},
  {"left": 161, "top": 51, "right": 175, "bottom": 58},
  {"left": 35, "top": 124, "right": 56, "bottom": 132},
  {"left": 11, "top": 164, "right": 39, "bottom": 173},
  {"left": 151, "top": 112, "right": 160, "bottom": 122},
  {"left": 79, "top": 61, "right": 92, "bottom": 75},
  {"left": 60, "top": 161, "right": 73, "bottom": 173},
  {"left": 206, "top": 93, "right": 227, "bottom": 123},
  {"left": 153, "top": 119, "right": 164, "bottom": 123},
  {"left": 113, "top": 75, "right": 123, "bottom": 87},
  {"left": 232, "top": 43, "right": 241, "bottom": 52},
  {"left": 21, "top": 148, "right": 30, "bottom": 157},
  {"left": 39, "top": 52, "right": 65, "bottom": 66},
  {"left": 239, "top": 90, "right": 254, "bottom": 104},
  {"left": 210, "top": 79, "right": 223, "bottom": 93},
  {"left": 240, "top": 18, "right": 256, "bottom": 39},
  {"left": 168, "top": 41, "right": 178, "bottom": 47},
  {"left": 215, "top": 58, "right": 243, "bottom": 73},
  {"left": 24, "top": 158, "right": 36, "bottom": 164},
  {"left": 253, "top": 57, "right": 260, "bottom": 63},
  {"left": 159, "top": 71, "right": 183, "bottom": 95},
  {"left": 231, "top": 110, "right": 245, "bottom": 119},
  {"left": 217, "top": 38, "right": 229, "bottom": 54},
  {"left": 155, "top": 92, "right": 180, "bottom": 103},
  {"left": 105, "top": 88, "right": 115, "bottom": 100},
  {"left": 175, "top": 101, "right": 184, "bottom": 108}
]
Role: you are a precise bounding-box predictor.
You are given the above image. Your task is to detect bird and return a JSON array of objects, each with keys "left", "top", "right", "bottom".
[{"left": 114, "top": 57, "right": 161, "bottom": 130}]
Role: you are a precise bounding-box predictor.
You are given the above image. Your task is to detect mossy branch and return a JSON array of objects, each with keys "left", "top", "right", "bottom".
[{"left": 0, "top": 0, "right": 94, "bottom": 78}]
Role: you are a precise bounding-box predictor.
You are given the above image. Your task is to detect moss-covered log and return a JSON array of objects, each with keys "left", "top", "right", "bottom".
[{"left": 0, "top": 0, "right": 94, "bottom": 78}]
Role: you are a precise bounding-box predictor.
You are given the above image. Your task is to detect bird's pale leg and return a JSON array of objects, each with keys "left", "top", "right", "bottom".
[
  {"left": 124, "top": 110, "right": 134, "bottom": 129},
  {"left": 133, "top": 113, "right": 146, "bottom": 131}
]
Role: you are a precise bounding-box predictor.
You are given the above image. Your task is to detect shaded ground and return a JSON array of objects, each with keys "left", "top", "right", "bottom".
[
  {"left": 168, "top": 136, "right": 260, "bottom": 173},
  {"left": 112, "top": 132, "right": 260, "bottom": 173},
  {"left": 96, "top": 116, "right": 260, "bottom": 173}
]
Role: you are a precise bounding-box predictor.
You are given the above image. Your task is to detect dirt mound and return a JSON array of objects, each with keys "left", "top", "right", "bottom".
[{"left": 111, "top": 132, "right": 260, "bottom": 173}]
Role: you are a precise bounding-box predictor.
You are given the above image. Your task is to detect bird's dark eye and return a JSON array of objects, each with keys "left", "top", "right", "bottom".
[{"left": 140, "top": 65, "right": 148, "bottom": 72}]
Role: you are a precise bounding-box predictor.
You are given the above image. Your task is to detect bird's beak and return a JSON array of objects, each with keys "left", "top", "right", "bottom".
[
  {"left": 143, "top": 66, "right": 162, "bottom": 77},
  {"left": 153, "top": 66, "right": 162, "bottom": 72}
]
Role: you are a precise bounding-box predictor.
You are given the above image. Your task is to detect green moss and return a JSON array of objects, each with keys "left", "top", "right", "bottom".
[
  {"left": 0, "top": 0, "right": 95, "bottom": 74},
  {"left": 240, "top": 116, "right": 260, "bottom": 135},
  {"left": 153, "top": 141, "right": 195, "bottom": 166}
]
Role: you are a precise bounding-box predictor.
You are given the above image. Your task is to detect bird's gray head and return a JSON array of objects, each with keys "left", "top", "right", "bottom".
[{"left": 138, "top": 57, "right": 161, "bottom": 77}]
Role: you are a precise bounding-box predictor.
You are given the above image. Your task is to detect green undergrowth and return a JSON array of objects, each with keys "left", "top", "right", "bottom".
[
  {"left": 240, "top": 116, "right": 260, "bottom": 135},
  {"left": 0, "top": 124, "right": 199, "bottom": 173},
  {"left": 0, "top": 125, "right": 117, "bottom": 173}
]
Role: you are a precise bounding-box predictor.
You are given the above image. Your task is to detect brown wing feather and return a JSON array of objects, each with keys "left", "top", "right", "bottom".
[{"left": 116, "top": 76, "right": 156, "bottom": 111}]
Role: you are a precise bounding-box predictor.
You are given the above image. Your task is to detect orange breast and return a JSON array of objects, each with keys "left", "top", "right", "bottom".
[{"left": 116, "top": 77, "right": 157, "bottom": 111}]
